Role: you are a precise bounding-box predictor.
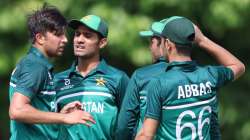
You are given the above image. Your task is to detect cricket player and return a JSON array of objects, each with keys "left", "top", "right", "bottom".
[
  {"left": 135, "top": 16, "right": 245, "bottom": 140},
  {"left": 9, "top": 5, "right": 94, "bottom": 140},
  {"left": 54, "top": 15, "right": 129, "bottom": 140},
  {"left": 116, "top": 19, "right": 168, "bottom": 140}
]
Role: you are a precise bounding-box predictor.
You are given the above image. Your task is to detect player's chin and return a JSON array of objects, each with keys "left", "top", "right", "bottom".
[
  {"left": 74, "top": 51, "right": 86, "bottom": 57},
  {"left": 54, "top": 50, "right": 64, "bottom": 56},
  {"left": 56, "top": 48, "right": 64, "bottom": 56}
]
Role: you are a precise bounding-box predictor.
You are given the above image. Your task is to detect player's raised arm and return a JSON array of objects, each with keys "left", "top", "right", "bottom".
[{"left": 194, "top": 24, "right": 245, "bottom": 80}]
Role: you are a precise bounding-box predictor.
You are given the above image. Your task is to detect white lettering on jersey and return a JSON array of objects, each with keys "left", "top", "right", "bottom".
[
  {"left": 178, "top": 81, "right": 213, "bottom": 99},
  {"left": 82, "top": 102, "right": 104, "bottom": 114}
]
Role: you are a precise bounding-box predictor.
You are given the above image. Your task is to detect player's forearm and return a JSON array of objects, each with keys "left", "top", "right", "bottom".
[
  {"left": 135, "top": 131, "right": 154, "bottom": 140},
  {"left": 9, "top": 103, "right": 66, "bottom": 124},
  {"left": 198, "top": 36, "right": 245, "bottom": 80}
]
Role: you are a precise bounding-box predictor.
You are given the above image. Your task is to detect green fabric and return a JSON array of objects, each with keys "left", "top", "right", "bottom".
[
  {"left": 139, "top": 19, "right": 167, "bottom": 37},
  {"left": 54, "top": 59, "right": 129, "bottom": 140},
  {"left": 145, "top": 61, "right": 234, "bottom": 140},
  {"left": 116, "top": 58, "right": 168, "bottom": 140},
  {"left": 69, "top": 15, "right": 108, "bottom": 37},
  {"left": 9, "top": 47, "right": 58, "bottom": 140},
  {"left": 140, "top": 16, "right": 195, "bottom": 46},
  {"left": 161, "top": 16, "right": 195, "bottom": 46}
]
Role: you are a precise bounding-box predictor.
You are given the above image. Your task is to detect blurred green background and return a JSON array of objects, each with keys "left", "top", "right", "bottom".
[{"left": 0, "top": 0, "right": 249, "bottom": 139}]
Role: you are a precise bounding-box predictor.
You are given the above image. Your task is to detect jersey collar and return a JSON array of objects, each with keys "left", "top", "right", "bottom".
[
  {"left": 155, "top": 56, "right": 167, "bottom": 63},
  {"left": 28, "top": 47, "right": 53, "bottom": 70},
  {"left": 166, "top": 61, "right": 197, "bottom": 72},
  {"left": 68, "top": 58, "right": 108, "bottom": 78}
]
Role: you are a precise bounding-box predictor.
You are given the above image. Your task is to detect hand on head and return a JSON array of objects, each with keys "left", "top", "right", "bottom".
[{"left": 193, "top": 24, "right": 206, "bottom": 46}]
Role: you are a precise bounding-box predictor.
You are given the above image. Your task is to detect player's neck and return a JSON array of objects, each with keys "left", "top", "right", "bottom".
[
  {"left": 33, "top": 43, "right": 50, "bottom": 58},
  {"left": 168, "top": 55, "right": 192, "bottom": 62},
  {"left": 77, "top": 56, "right": 100, "bottom": 77}
]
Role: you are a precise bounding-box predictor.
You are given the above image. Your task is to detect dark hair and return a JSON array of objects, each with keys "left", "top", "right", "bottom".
[
  {"left": 27, "top": 3, "right": 67, "bottom": 43},
  {"left": 175, "top": 44, "right": 192, "bottom": 56}
]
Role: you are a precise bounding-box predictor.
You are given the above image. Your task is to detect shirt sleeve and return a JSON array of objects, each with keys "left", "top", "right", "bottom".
[
  {"left": 14, "top": 62, "right": 47, "bottom": 99},
  {"left": 208, "top": 66, "right": 234, "bottom": 87},
  {"left": 53, "top": 74, "right": 61, "bottom": 112},
  {"left": 116, "top": 72, "right": 140, "bottom": 140},
  {"left": 210, "top": 111, "right": 221, "bottom": 140},
  {"left": 116, "top": 72, "right": 130, "bottom": 109},
  {"left": 145, "top": 78, "right": 162, "bottom": 120}
]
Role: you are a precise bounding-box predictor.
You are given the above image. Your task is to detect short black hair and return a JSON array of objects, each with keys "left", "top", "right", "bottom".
[
  {"left": 175, "top": 44, "right": 192, "bottom": 56},
  {"left": 27, "top": 3, "right": 67, "bottom": 43}
]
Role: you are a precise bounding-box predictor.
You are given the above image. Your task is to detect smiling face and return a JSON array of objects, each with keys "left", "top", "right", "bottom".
[{"left": 73, "top": 25, "right": 107, "bottom": 59}]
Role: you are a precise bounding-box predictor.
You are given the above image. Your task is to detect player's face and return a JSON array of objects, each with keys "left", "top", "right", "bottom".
[
  {"left": 149, "top": 36, "right": 164, "bottom": 62},
  {"left": 73, "top": 25, "right": 107, "bottom": 59},
  {"left": 43, "top": 30, "right": 68, "bottom": 57}
]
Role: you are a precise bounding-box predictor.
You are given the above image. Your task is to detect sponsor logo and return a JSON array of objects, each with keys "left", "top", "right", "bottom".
[{"left": 60, "top": 79, "right": 74, "bottom": 90}]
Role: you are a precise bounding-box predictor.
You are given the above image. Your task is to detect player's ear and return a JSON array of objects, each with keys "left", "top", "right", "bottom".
[
  {"left": 35, "top": 33, "right": 46, "bottom": 45},
  {"left": 99, "top": 38, "right": 107, "bottom": 49},
  {"left": 164, "top": 38, "right": 170, "bottom": 49}
]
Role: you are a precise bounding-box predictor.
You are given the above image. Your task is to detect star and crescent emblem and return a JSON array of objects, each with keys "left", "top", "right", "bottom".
[{"left": 95, "top": 77, "right": 106, "bottom": 86}]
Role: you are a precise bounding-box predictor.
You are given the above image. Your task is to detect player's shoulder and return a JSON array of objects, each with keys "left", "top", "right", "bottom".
[
  {"left": 199, "top": 65, "right": 229, "bottom": 77},
  {"left": 54, "top": 68, "right": 71, "bottom": 81},
  {"left": 103, "top": 62, "right": 128, "bottom": 78},
  {"left": 17, "top": 56, "right": 47, "bottom": 73},
  {"left": 133, "top": 62, "right": 168, "bottom": 78}
]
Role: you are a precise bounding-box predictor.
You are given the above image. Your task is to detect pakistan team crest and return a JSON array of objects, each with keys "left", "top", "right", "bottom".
[{"left": 95, "top": 77, "right": 106, "bottom": 86}]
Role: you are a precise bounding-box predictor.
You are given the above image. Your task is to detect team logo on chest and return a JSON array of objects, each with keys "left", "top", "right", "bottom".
[
  {"left": 64, "top": 79, "right": 71, "bottom": 86},
  {"left": 95, "top": 77, "right": 106, "bottom": 86},
  {"left": 60, "top": 79, "right": 74, "bottom": 90}
]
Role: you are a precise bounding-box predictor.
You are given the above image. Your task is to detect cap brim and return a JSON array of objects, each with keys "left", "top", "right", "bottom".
[{"left": 139, "top": 30, "right": 154, "bottom": 37}]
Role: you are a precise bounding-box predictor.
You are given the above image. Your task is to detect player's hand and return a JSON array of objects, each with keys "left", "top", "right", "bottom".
[
  {"left": 60, "top": 101, "right": 82, "bottom": 114},
  {"left": 193, "top": 24, "right": 206, "bottom": 46},
  {"left": 63, "top": 110, "right": 96, "bottom": 126}
]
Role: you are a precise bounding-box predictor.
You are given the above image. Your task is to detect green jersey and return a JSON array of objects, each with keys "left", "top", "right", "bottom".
[
  {"left": 116, "top": 58, "right": 168, "bottom": 140},
  {"left": 145, "top": 61, "right": 233, "bottom": 140},
  {"left": 54, "top": 59, "right": 129, "bottom": 140},
  {"left": 9, "top": 47, "right": 58, "bottom": 140}
]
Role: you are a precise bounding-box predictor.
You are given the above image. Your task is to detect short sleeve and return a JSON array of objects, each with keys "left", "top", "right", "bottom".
[
  {"left": 116, "top": 72, "right": 130, "bottom": 109},
  {"left": 15, "top": 62, "right": 47, "bottom": 99},
  {"left": 145, "top": 78, "right": 162, "bottom": 120},
  {"left": 116, "top": 72, "right": 140, "bottom": 140},
  {"left": 208, "top": 66, "right": 234, "bottom": 87}
]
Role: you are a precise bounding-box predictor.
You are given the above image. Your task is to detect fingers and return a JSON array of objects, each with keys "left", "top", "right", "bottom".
[
  {"left": 79, "top": 120, "right": 92, "bottom": 127},
  {"left": 61, "top": 101, "right": 82, "bottom": 113},
  {"left": 75, "top": 103, "right": 83, "bottom": 110},
  {"left": 76, "top": 111, "right": 96, "bottom": 126},
  {"left": 67, "top": 101, "right": 82, "bottom": 108},
  {"left": 192, "top": 24, "right": 204, "bottom": 45},
  {"left": 81, "top": 112, "right": 96, "bottom": 124}
]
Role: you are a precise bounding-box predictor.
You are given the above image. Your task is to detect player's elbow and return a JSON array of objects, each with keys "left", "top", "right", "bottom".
[
  {"left": 9, "top": 105, "right": 21, "bottom": 120},
  {"left": 233, "top": 62, "right": 245, "bottom": 80},
  {"left": 239, "top": 62, "right": 245, "bottom": 75}
]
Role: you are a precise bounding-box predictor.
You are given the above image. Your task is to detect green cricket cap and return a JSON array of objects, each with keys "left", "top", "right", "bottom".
[
  {"left": 139, "top": 18, "right": 168, "bottom": 37},
  {"left": 140, "top": 16, "right": 195, "bottom": 46},
  {"left": 68, "top": 15, "right": 108, "bottom": 37}
]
